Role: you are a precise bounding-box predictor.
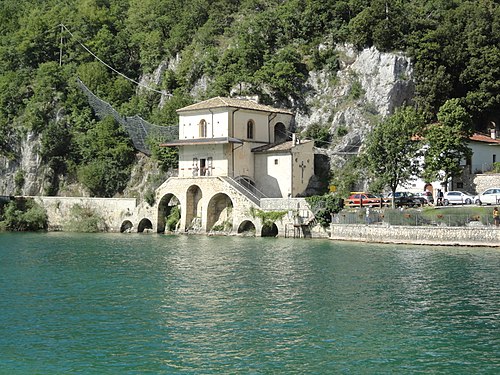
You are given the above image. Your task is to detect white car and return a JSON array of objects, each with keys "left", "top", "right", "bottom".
[
  {"left": 474, "top": 188, "right": 500, "bottom": 205},
  {"left": 443, "top": 191, "right": 475, "bottom": 205}
]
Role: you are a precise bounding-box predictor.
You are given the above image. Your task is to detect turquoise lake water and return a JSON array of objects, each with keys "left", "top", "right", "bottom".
[{"left": 0, "top": 232, "right": 499, "bottom": 374}]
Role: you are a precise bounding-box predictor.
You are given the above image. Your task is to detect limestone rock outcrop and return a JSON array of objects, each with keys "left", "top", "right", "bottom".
[{"left": 296, "top": 44, "right": 414, "bottom": 168}]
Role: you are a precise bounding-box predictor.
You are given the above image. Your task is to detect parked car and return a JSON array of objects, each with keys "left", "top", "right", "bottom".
[
  {"left": 386, "top": 191, "right": 420, "bottom": 207},
  {"left": 408, "top": 192, "right": 427, "bottom": 206},
  {"left": 443, "top": 191, "right": 475, "bottom": 205},
  {"left": 345, "top": 193, "right": 384, "bottom": 207},
  {"left": 414, "top": 191, "right": 434, "bottom": 204},
  {"left": 474, "top": 188, "right": 500, "bottom": 205}
]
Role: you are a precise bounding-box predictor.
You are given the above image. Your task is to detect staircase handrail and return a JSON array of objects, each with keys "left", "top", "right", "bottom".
[{"left": 219, "top": 176, "right": 265, "bottom": 206}]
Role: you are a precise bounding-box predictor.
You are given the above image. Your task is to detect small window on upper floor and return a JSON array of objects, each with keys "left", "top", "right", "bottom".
[
  {"left": 199, "top": 119, "right": 207, "bottom": 138},
  {"left": 247, "top": 120, "right": 254, "bottom": 139}
]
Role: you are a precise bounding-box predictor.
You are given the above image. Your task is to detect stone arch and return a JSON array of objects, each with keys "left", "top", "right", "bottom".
[
  {"left": 120, "top": 220, "right": 133, "bottom": 233},
  {"left": 186, "top": 185, "right": 202, "bottom": 231},
  {"left": 261, "top": 223, "right": 279, "bottom": 237},
  {"left": 206, "top": 193, "right": 233, "bottom": 232},
  {"left": 138, "top": 218, "right": 153, "bottom": 233},
  {"left": 274, "top": 122, "right": 288, "bottom": 143},
  {"left": 237, "top": 220, "right": 256, "bottom": 236},
  {"left": 157, "top": 193, "right": 181, "bottom": 233}
]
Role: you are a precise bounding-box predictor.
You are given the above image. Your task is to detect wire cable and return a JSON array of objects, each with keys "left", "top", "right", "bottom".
[{"left": 60, "top": 23, "right": 169, "bottom": 96}]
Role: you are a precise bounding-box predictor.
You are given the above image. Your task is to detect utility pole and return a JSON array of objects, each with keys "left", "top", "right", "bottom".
[{"left": 59, "top": 24, "right": 64, "bottom": 66}]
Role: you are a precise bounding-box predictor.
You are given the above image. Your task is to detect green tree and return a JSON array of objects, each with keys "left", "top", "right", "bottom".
[
  {"left": 1, "top": 199, "right": 47, "bottom": 232},
  {"left": 305, "top": 194, "right": 344, "bottom": 228},
  {"left": 147, "top": 135, "right": 179, "bottom": 172},
  {"left": 76, "top": 116, "right": 135, "bottom": 197},
  {"left": 329, "top": 156, "right": 363, "bottom": 198},
  {"left": 364, "top": 107, "right": 424, "bottom": 207},
  {"left": 255, "top": 46, "right": 307, "bottom": 101},
  {"left": 422, "top": 99, "right": 473, "bottom": 190},
  {"left": 303, "top": 123, "right": 331, "bottom": 148}
]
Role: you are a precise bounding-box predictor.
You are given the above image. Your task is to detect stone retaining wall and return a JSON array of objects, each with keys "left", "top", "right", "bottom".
[
  {"left": 473, "top": 174, "right": 500, "bottom": 194},
  {"left": 331, "top": 224, "right": 500, "bottom": 247},
  {"left": 34, "top": 196, "right": 139, "bottom": 232}
]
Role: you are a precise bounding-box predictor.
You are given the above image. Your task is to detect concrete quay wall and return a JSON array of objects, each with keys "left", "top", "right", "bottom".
[{"left": 330, "top": 224, "right": 500, "bottom": 247}]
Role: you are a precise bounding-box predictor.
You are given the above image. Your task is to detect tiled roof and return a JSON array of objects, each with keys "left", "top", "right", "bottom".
[
  {"left": 176, "top": 96, "right": 294, "bottom": 115},
  {"left": 470, "top": 132, "right": 500, "bottom": 144},
  {"left": 252, "top": 140, "right": 312, "bottom": 153},
  {"left": 412, "top": 132, "right": 500, "bottom": 144}
]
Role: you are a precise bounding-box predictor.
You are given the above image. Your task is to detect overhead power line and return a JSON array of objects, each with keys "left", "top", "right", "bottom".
[{"left": 59, "top": 23, "right": 168, "bottom": 95}]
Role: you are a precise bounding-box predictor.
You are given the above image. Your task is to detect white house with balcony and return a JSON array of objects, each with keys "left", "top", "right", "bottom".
[
  {"left": 162, "top": 96, "right": 314, "bottom": 198},
  {"left": 152, "top": 97, "right": 316, "bottom": 237}
]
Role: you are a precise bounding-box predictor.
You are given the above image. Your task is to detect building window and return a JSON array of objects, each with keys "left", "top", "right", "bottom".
[
  {"left": 247, "top": 120, "right": 254, "bottom": 139},
  {"left": 199, "top": 119, "right": 207, "bottom": 138},
  {"left": 493, "top": 154, "right": 497, "bottom": 163},
  {"left": 274, "top": 159, "right": 278, "bottom": 165}
]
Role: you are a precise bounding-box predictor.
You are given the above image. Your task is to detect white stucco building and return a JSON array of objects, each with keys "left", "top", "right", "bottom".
[
  {"left": 465, "top": 132, "right": 500, "bottom": 174},
  {"left": 162, "top": 96, "right": 314, "bottom": 198},
  {"left": 403, "top": 131, "right": 500, "bottom": 196}
]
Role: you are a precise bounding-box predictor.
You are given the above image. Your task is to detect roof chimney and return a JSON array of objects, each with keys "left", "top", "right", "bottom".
[{"left": 490, "top": 121, "right": 497, "bottom": 139}]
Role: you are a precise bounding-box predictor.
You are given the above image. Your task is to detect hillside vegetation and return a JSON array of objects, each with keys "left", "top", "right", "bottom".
[{"left": 0, "top": 0, "right": 499, "bottom": 197}]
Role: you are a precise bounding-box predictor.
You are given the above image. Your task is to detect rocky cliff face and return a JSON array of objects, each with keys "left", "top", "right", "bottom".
[
  {"left": 0, "top": 46, "right": 414, "bottom": 197},
  {"left": 0, "top": 132, "right": 47, "bottom": 196},
  {"left": 296, "top": 44, "right": 414, "bottom": 168}
]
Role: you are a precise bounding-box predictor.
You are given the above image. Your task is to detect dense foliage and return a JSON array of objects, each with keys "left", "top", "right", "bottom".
[
  {"left": 0, "top": 198, "right": 48, "bottom": 231},
  {"left": 305, "top": 194, "right": 344, "bottom": 227},
  {"left": 422, "top": 99, "right": 474, "bottom": 187},
  {"left": 0, "top": 0, "right": 499, "bottom": 196},
  {"left": 64, "top": 204, "right": 108, "bottom": 232},
  {"left": 76, "top": 116, "right": 136, "bottom": 197},
  {"left": 364, "top": 107, "right": 425, "bottom": 204}
]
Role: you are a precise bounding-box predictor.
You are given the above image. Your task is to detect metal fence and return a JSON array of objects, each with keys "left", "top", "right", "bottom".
[{"left": 334, "top": 208, "right": 497, "bottom": 227}]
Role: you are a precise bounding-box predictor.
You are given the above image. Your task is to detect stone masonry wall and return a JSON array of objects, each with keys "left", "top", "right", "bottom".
[
  {"left": 35, "top": 196, "right": 138, "bottom": 232},
  {"left": 331, "top": 224, "right": 500, "bottom": 247},
  {"left": 473, "top": 174, "right": 500, "bottom": 194}
]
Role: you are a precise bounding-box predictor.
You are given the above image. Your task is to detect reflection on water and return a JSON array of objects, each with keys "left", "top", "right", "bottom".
[{"left": 0, "top": 233, "right": 498, "bottom": 374}]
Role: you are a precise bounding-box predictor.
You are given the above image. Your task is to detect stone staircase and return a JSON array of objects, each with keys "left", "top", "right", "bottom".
[{"left": 218, "top": 176, "right": 266, "bottom": 206}]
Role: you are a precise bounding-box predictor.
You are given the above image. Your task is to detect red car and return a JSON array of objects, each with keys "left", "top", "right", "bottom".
[{"left": 345, "top": 193, "right": 385, "bottom": 207}]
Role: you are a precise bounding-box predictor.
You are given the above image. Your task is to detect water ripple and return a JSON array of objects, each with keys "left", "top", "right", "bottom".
[{"left": 0, "top": 233, "right": 498, "bottom": 374}]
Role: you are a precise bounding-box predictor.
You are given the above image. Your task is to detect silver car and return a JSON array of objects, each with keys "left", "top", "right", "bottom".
[
  {"left": 443, "top": 191, "right": 475, "bottom": 205},
  {"left": 474, "top": 188, "right": 500, "bottom": 205}
]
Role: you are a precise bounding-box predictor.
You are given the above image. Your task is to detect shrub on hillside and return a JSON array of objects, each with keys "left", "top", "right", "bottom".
[
  {"left": 0, "top": 198, "right": 47, "bottom": 231},
  {"left": 64, "top": 204, "right": 107, "bottom": 232}
]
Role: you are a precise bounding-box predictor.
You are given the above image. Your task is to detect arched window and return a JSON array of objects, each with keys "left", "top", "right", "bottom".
[
  {"left": 274, "top": 122, "right": 287, "bottom": 143},
  {"left": 247, "top": 120, "right": 254, "bottom": 139},
  {"left": 199, "top": 119, "right": 207, "bottom": 138}
]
